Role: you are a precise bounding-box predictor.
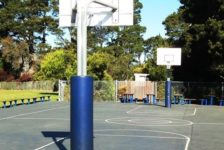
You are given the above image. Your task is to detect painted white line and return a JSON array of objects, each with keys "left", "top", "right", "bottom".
[
  {"left": 12, "top": 117, "right": 69, "bottom": 121},
  {"left": 12, "top": 117, "right": 104, "bottom": 121},
  {"left": 0, "top": 106, "right": 69, "bottom": 121},
  {"left": 126, "top": 106, "right": 197, "bottom": 117},
  {"left": 126, "top": 105, "right": 142, "bottom": 114},
  {"left": 95, "top": 129, "right": 190, "bottom": 150},
  {"left": 95, "top": 134, "right": 186, "bottom": 139},
  {"left": 94, "top": 118, "right": 107, "bottom": 121},
  {"left": 105, "top": 117, "right": 193, "bottom": 127},
  {"left": 194, "top": 123, "right": 224, "bottom": 125},
  {"left": 34, "top": 137, "right": 66, "bottom": 150},
  {"left": 193, "top": 108, "right": 197, "bottom": 116},
  {"left": 128, "top": 118, "right": 173, "bottom": 125}
]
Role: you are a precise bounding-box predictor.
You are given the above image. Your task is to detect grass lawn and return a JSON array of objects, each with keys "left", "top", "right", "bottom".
[{"left": 0, "top": 90, "right": 58, "bottom": 107}]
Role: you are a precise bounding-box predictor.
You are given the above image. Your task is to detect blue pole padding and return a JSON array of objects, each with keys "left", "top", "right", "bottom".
[
  {"left": 70, "top": 76, "right": 93, "bottom": 150},
  {"left": 165, "top": 81, "right": 171, "bottom": 108}
]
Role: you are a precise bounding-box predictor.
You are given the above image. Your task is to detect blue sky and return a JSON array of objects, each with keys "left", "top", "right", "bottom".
[{"left": 139, "top": 0, "right": 181, "bottom": 39}]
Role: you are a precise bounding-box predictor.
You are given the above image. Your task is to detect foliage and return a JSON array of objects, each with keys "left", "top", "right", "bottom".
[
  {"left": 1, "top": 36, "right": 29, "bottom": 72},
  {"left": 132, "top": 64, "right": 148, "bottom": 74},
  {"left": 19, "top": 73, "right": 32, "bottom": 82},
  {"left": 163, "top": 0, "right": 224, "bottom": 81},
  {"left": 0, "top": 70, "right": 7, "bottom": 81},
  {"left": 0, "top": 0, "right": 59, "bottom": 53},
  {"left": 87, "top": 52, "right": 112, "bottom": 80},
  {"left": 0, "top": 58, "right": 3, "bottom": 69},
  {"left": 0, "top": 0, "right": 62, "bottom": 80},
  {"left": 34, "top": 49, "right": 76, "bottom": 80}
]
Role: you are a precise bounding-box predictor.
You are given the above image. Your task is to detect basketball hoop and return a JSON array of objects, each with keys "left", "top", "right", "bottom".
[
  {"left": 156, "top": 48, "right": 182, "bottom": 108},
  {"left": 59, "top": 0, "right": 134, "bottom": 149}
]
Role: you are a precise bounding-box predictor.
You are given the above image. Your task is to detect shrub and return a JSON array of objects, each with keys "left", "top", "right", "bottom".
[{"left": 19, "top": 73, "right": 32, "bottom": 82}]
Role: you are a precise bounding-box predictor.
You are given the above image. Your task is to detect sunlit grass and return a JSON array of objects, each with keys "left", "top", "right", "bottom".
[{"left": 0, "top": 90, "right": 58, "bottom": 107}]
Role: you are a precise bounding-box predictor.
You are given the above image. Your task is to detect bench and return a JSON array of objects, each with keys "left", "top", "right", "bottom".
[
  {"left": 145, "top": 94, "right": 157, "bottom": 105},
  {"left": 120, "top": 93, "right": 134, "bottom": 103},
  {"left": 200, "top": 99, "right": 208, "bottom": 105},
  {"left": 219, "top": 99, "right": 224, "bottom": 106},
  {"left": 2, "top": 96, "right": 51, "bottom": 108},
  {"left": 184, "top": 98, "right": 197, "bottom": 104}
]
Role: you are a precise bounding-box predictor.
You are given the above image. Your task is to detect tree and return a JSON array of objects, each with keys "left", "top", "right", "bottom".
[
  {"left": 87, "top": 52, "right": 112, "bottom": 80},
  {"left": 1, "top": 36, "right": 30, "bottom": 77},
  {"left": 163, "top": 0, "right": 224, "bottom": 81},
  {"left": 0, "top": 0, "right": 62, "bottom": 79},
  {"left": 34, "top": 49, "right": 76, "bottom": 80},
  {"left": 0, "top": 0, "right": 58, "bottom": 53}
]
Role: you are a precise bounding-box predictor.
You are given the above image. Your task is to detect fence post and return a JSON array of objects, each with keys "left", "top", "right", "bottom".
[{"left": 115, "top": 80, "right": 118, "bottom": 102}]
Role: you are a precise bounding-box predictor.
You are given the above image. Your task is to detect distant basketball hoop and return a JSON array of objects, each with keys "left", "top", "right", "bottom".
[
  {"left": 156, "top": 48, "right": 182, "bottom": 108},
  {"left": 157, "top": 48, "right": 181, "bottom": 69}
]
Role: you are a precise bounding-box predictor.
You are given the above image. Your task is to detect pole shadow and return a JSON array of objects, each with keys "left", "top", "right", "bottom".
[{"left": 42, "top": 131, "right": 70, "bottom": 150}]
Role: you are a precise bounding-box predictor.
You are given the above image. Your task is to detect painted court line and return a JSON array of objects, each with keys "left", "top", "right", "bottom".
[
  {"left": 34, "top": 137, "right": 67, "bottom": 150},
  {"left": 126, "top": 105, "right": 142, "bottom": 114},
  {"left": 0, "top": 106, "right": 69, "bottom": 121},
  {"left": 194, "top": 122, "right": 224, "bottom": 125},
  {"left": 12, "top": 117, "right": 69, "bottom": 121},
  {"left": 12, "top": 117, "right": 105, "bottom": 121},
  {"left": 126, "top": 105, "right": 197, "bottom": 117},
  {"left": 105, "top": 117, "right": 193, "bottom": 127},
  {"left": 95, "top": 129, "right": 190, "bottom": 150},
  {"left": 193, "top": 108, "right": 197, "bottom": 116},
  {"left": 95, "top": 133, "right": 186, "bottom": 139}
]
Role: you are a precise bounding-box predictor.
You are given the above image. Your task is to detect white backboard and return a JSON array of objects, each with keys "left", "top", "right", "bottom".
[
  {"left": 157, "top": 48, "right": 182, "bottom": 66},
  {"left": 87, "top": 0, "right": 133, "bottom": 26},
  {"left": 59, "top": 0, "right": 133, "bottom": 27},
  {"left": 59, "top": 0, "right": 76, "bottom": 27}
]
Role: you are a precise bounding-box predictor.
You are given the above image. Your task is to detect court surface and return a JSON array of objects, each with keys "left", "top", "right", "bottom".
[{"left": 0, "top": 101, "right": 224, "bottom": 150}]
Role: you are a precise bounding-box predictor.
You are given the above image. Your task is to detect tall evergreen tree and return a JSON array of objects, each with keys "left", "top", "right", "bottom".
[
  {"left": 164, "top": 0, "right": 224, "bottom": 81},
  {"left": 0, "top": 0, "right": 60, "bottom": 78},
  {"left": 0, "top": 0, "right": 57, "bottom": 53}
]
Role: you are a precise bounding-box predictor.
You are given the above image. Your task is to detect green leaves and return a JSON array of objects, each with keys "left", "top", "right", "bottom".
[
  {"left": 1, "top": 36, "right": 29, "bottom": 71},
  {"left": 88, "top": 52, "right": 111, "bottom": 80},
  {"left": 164, "top": 0, "right": 224, "bottom": 81},
  {"left": 0, "top": 0, "right": 58, "bottom": 53},
  {"left": 34, "top": 49, "right": 77, "bottom": 80}
]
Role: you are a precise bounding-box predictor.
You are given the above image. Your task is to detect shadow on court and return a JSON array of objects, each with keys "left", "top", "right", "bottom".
[{"left": 42, "top": 131, "right": 70, "bottom": 150}]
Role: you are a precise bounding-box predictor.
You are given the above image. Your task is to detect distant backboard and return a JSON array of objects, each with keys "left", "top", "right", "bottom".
[
  {"left": 157, "top": 48, "right": 182, "bottom": 66},
  {"left": 59, "top": 0, "right": 133, "bottom": 27}
]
